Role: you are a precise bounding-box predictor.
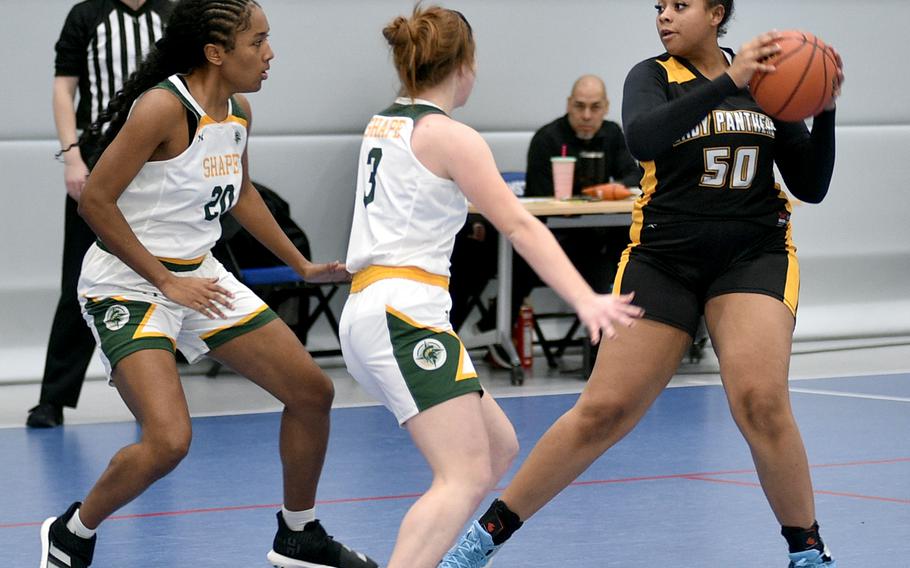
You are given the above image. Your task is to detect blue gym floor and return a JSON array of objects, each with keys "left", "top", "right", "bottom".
[{"left": 2, "top": 372, "right": 908, "bottom": 567}]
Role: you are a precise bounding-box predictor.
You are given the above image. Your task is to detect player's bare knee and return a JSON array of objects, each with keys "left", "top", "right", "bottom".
[
  {"left": 573, "top": 397, "right": 630, "bottom": 445},
  {"left": 308, "top": 371, "right": 335, "bottom": 407},
  {"left": 731, "top": 388, "right": 791, "bottom": 440},
  {"left": 446, "top": 450, "right": 496, "bottom": 496},
  {"left": 321, "top": 374, "right": 336, "bottom": 405},
  {"left": 458, "top": 467, "right": 496, "bottom": 504},
  {"left": 145, "top": 429, "right": 192, "bottom": 474},
  {"left": 284, "top": 371, "right": 334, "bottom": 413}
]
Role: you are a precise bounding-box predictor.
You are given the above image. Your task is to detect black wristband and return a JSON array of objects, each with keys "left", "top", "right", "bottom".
[{"left": 55, "top": 143, "right": 79, "bottom": 160}]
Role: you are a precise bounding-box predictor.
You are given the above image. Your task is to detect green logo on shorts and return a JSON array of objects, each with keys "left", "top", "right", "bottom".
[
  {"left": 413, "top": 338, "right": 447, "bottom": 371},
  {"left": 103, "top": 305, "right": 130, "bottom": 331}
]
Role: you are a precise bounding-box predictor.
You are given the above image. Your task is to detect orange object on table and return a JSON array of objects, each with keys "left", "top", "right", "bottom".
[{"left": 582, "top": 183, "right": 632, "bottom": 201}]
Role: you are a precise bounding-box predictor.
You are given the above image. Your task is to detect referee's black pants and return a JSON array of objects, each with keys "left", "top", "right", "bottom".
[{"left": 39, "top": 195, "right": 97, "bottom": 408}]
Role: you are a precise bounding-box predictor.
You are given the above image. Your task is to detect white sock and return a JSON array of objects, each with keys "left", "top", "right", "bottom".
[
  {"left": 281, "top": 506, "right": 316, "bottom": 532},
  {"left": 66, "top": 508, "right": 97, "bottom": 539}
]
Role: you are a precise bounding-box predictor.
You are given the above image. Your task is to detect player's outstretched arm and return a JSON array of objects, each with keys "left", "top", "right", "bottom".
[
  {"left": 227, "top": 95, "right": 350, "bottom": 284},
  {"left": 443, "top": 121, "right": 644, "bottom": 342}
]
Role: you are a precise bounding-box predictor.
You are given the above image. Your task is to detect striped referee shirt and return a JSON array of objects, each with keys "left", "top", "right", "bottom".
[{"left": 54, "top": 0, "right": 172, "bottom": 132}]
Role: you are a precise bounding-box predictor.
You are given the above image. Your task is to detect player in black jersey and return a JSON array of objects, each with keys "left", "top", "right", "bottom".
[{"left": 441, "top": 1, "right": 844, "bottom": 567}]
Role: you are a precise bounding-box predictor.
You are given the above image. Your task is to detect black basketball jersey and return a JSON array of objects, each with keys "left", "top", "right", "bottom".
[{"left": 622, "top": 51, "right": 835, "bottom": 231}]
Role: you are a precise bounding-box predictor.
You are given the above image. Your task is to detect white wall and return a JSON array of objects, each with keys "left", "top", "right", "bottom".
[{"left": 2, "top": 0, "right": 908, "bottom": 380}]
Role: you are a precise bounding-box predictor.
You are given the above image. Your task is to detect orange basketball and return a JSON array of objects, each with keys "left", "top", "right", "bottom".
[{"left": 750, "top": 30, "right": 838, "bottom": 122}]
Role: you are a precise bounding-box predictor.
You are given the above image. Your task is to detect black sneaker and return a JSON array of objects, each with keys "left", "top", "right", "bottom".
[
  {"left": 267, "top": 512, "right": 378, "bottom": 568},
  {"left": 39, "top": 502, "right": 96, "bottom": 567},
  {"left": 27, "top": 403, "right": 63, "bottom": 428}
]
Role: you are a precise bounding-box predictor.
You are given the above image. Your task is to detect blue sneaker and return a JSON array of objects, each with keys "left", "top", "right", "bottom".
[
  {"left": 788, "top": 548, "right": 836, "bottom": 567},
  {"left": 438, "top": 520, "right": 500, "bottom": 568}
]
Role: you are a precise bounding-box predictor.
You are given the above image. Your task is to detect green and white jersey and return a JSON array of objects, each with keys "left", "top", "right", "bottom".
[
  {"left": 114, "top": 74, "right": 248, "bottom": 263},
  {"left": 346, "top": 98, "right": 467, "bottom": 278}
]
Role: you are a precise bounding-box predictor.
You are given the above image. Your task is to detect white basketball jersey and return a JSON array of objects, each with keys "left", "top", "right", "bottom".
[
  {"left": 112, "top": 75, "right": 248, "bottom": 261},
  {"left": 346, "top": 98, "right": 468, "bottom": 277}
]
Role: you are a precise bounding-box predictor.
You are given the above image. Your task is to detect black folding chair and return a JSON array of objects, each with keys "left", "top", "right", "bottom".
[
  {"left": 222, "top": 259, "right": 344, "bottom": 356},
  {"left": 532, "top": 311, "right": 584, "bottom": 369}
]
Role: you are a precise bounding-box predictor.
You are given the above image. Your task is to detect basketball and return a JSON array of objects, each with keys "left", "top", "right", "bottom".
[{"left": 750, "top": 30, "right": 838, "bottom": 122}]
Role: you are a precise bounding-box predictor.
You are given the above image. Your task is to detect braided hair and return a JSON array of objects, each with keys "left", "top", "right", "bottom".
[{"left": 80, "top": 0, "right": 259, "bottom": 164}]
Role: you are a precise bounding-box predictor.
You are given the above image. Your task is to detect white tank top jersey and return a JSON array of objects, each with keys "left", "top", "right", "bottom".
[
  {"left": 345, "top": 98, "right": 469, "bottom": 277},
  {"left": 111, "top": 74, "right": 248, "bottom": 261}
]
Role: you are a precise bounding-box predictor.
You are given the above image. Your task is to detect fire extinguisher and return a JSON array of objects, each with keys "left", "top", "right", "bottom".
[{"left": 513, "top": 303, "right": 534, "bottom": 372}]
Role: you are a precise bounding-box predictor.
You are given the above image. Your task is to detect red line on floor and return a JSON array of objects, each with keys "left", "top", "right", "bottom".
[
  {"left": 683, "top": 475, "right": 910, "bottom": 504},
  {"left": 3, "top": 457, "right": 906, "bottom": 529},
  {"left": 563, "top": 456, "right": 910, "bottom": 488}
]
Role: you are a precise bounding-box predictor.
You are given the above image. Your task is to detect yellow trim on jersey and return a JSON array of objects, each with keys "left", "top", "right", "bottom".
[
  {"left": 657, "top": 57, "right": 697, "bottom": 84},
  {"left": 200, "top": 303, "right": 270, "bottom": 340},
  {"left": 227, "top": 115, "right": 248, "bottom": 128},
  {"left": 352, "top": 265, "right": 449, "bottom": 293},
  {"left": 197, "top": 114, "right": 248, "bottom": 132},
  {"left": 614, "top": 161, "right": 658, "bottom": 294},
  {"left": 156, "top": 254, "right": 207, "bottom": 266},
  {"left": 384, "top": 305, "right": 475, "bottom": 381},
  {"left": 630, "top": 160, "right": 658, "bottom": 245}
]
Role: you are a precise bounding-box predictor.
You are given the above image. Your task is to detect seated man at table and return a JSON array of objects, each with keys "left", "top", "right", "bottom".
[
  {"left": 448, "top": 75, "right": 639, "bottom": 338},
  {"left": 514, "top": 74, "right": 640, "bottom": 315}
]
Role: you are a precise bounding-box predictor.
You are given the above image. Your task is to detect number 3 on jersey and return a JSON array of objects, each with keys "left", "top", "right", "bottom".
[{"left": 364, "top": 147, "right": 383, "bottom": 206}]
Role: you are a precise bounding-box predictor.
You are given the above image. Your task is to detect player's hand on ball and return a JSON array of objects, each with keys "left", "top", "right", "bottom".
[
  {"left": 728, "top": 30, "right": 782, "bottom": 88},
  {"left": 824, "top": 46, "right": 845, "bottom": 111}
]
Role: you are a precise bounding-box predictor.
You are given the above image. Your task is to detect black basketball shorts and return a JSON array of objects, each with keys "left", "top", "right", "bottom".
[{"left": 613, "top": 219, "right": 799, "bottom": 337}]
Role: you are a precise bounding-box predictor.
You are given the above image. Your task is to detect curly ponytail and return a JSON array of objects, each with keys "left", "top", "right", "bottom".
[
  {"left": 81, "top": 0, "right": 259, "bottom": 164},
  {"left": 383, "top": 4, "right": 475, "bottom": 99}
]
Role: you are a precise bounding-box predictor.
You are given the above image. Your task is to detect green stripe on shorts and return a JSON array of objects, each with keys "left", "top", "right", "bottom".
[
  {"left": 95, "top": 240, "right": 203, "bottom": 272},
  {"left": 386, "top": 311, "right": 481, "bottom": 414},
  {"left": 203, "top": 307, "right": 279, "bottom": 350},
  {"left": 85, "top": 297, "right": 175, "bottom": 370}
]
